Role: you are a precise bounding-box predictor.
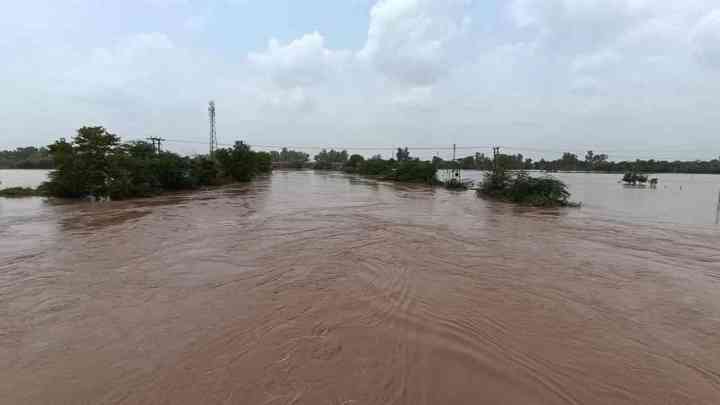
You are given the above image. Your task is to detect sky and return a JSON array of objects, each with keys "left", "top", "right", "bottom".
[{"left": 2, "top": 0, "right": 720, "bottom": 161}]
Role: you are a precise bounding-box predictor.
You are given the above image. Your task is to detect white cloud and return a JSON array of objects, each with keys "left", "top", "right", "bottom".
[
  {"left": 571, "top": 50, "right": 621, "bottom": 74},
  {"left": 358, "top": 0, "right": 473, "bottom": 86},
  {"left": 691, "top": 9, "right": 720, "bottom": 69},
  {"left": 248, "top": 32, "right": 350, "bottom": 89},
  {"left": 510, "top": 0, "right": 657, "bottom": 53},
  {"left": 5, "top": 0, "right": 720, "bottom": 158}
]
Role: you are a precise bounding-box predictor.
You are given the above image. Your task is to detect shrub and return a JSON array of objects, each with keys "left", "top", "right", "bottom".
[
  {"left": 479, "top": 171, "right": 573, "bottom": 207},
  {"left": 622, "top": 172, "right": 648, "bottom": 185},
  {"left": 0, "top": 187, "right": 43, "bottom": 197},
  {"left": 44, "top": 127, "right": 271, "bottom": 199},
  {"left": 255, "top": 152, "right": 273, "bottom": 174}
]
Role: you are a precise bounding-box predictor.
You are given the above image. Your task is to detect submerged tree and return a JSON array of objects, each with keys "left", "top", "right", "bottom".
[
  {"left": 216, "top": 141, "right": 259, "bottom": 182},
  {"left": 46, "top": 126, "right": 120, "bottom": 198},
  {"left": 314, "top": 149, "right": 348, "bottom": 170},
  {"left": 44, "top": 126, "right": 270, "bottom": 199},
  {"left": 396, "top": 147, "right": 411, "bottom": 161},
  {"left": 478, "top": 151, "right": 574, "bottom": 207},
  {"left": 622, "top": 172, "right": 648, "bottom": 185}
]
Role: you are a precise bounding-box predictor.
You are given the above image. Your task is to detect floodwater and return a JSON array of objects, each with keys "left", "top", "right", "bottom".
[
  {"left": 1, "top": 170, "right": 720, "bottom": 404},
  {"left": 0, "top": 169, "right": 49, "bottom": 188}
]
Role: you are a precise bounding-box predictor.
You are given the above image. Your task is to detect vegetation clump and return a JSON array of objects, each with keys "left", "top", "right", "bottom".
[
  {"left": 313, "top": 149, "right": 348, "bottom": 170},
  {"left": 0, "top": 187, "right": 44, "bottom": 197},
  {"left": 270, "top": 148, "right": 309, "bottom": 169},
  {"left": 622, "top": 172, "right": 648, "bottom": 185},
  {"left": 479, "top": 170, "right": 575, "bottom": 207},
  {"left": 0, "top": 147, "right": 53, "bottom": 169},
  {"left": 342, "top": 149, "right": 438, "bottom": 185},
  {"left": 43, "top": 126, "right": 271, "bottom": 200}
]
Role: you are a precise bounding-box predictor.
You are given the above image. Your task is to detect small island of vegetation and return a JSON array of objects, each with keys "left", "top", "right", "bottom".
[
  {"left": 309, "top": 147, "right": 439, "bottom": 185},
  {"left": 0, "top": 187, "right": 44, "bottom": 197},
  {"left": 477, "top": 156, "right": 575, "bottom": 207},
  {"left": 0, "top": 126, "right": 272, "bottom": 200}
]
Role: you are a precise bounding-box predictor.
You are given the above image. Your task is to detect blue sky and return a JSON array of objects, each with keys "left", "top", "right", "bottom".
[{"left": 2, "top": 0, "right": 720, "bottom": 160}]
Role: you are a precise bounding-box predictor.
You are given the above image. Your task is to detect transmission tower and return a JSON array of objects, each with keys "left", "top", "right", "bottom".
[{"left": 208, "top": 101, "right": 217, "bottom": 158}]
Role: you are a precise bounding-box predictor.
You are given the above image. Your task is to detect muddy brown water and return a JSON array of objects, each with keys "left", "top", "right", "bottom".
[{"left": 1, "top": 170, "right": 720, "bottom": 404}]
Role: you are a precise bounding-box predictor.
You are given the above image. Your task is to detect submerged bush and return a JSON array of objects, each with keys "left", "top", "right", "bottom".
[
  {"left": 341, "top": 154, "right": 438, "bottom": 185},
  {"left": 0, "top": 187, "right": 43, "bottom": 197},
  {"left": 44, "top": 126, "right": 270, "bottom": 199},
  {"left": 314, "top": 149, "right": 348, "bottom": 170},
  {"left": 392, "top": 160, "right": 437, "bottom": 184},
  {"left": 622, "top": 172, "right": 648, "bottom": 185},
  {"left": 479, "top": 171, "right": 573, "bottom": 207}
]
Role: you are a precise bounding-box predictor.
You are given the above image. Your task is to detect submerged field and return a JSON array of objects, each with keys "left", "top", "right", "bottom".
[{"left": 1, "top": 170, "right": 720, "bottom": 404}]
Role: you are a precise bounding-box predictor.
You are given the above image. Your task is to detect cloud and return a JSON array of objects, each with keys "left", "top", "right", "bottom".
[
  {"left": 691, "top": 9, "right": 720, "bottom": 69},
  {"left": 91, "top": 33, "right": 175, "bottom": 66},
  {"left": 571, "top": 50, "right": 621, "bottom": 74},
  {"left": 248, "top": 32, "right": 350, "bottom": 89},
  {"left": 358, "top": 0, "right": 473, "bottom": 86},
  {"left": 510, "top": 0, "right": 655, "bottom": 53},
  {"left": 5, "top": 0, "right": 720, "bottom": 158}
]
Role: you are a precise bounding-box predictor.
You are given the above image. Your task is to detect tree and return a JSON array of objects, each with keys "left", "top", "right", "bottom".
[
  {"left": 559, "top": 153, "right": 580, "bottom": 171},
  {"left": 396, "top": 147, "right": 410, "bottom": 161},
  {"left": 216, "top": 141, "right": 257, "bottom": 182},
  {"left": 314, "top": 149, "right": 348, "bottom": 169},
  {"left": 345, "top": 154, "right": 365, "bottom": 172},
  {"left": 42, "top": 127, "right": 271, "bottom": 199},
  {"left": 255, "top": 152, "right": 272, "bottom": 173},
  {"left": 45, "top": 126, "right": 121, "bottom": 198},
  {"left": 272, "top": 148, "right": 309, "bottom": 163}
]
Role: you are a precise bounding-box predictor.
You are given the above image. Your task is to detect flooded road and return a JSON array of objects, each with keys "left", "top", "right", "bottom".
[{"left": 1, "top": 170, "right": 720, "bottom": 404}]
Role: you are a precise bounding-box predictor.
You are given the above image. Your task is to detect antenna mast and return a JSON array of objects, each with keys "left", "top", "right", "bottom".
[{"left": 208, "top": 101, "right": 217, "bottom": 158}]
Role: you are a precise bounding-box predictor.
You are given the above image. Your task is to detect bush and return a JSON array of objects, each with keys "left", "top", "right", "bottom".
[
  {"left": 0, "top": 187, "right": 43, "bottom": 197},
  {"left": 342, "top": 156, "right": 438, "bottom": 185},
  {"left": 255, "top": 152, "right": 273, "bottom": 174},
  {"left": 344, "top": 154, "right": 365, "bottom": 173},
  {"left": 479, "top": 171, "right": 573, "bottom": 207},
  {"left": 392, "top": 160, "right": 437, "bottom": 183},
  {"left": 314, "top": 149, "right": 348, "bottom": 170},
  {"left": 622, "top": 172, "right": 648, "bottom": 184},
  {"left": 44, "top": 127, "right": 271, "bottom": 199}
]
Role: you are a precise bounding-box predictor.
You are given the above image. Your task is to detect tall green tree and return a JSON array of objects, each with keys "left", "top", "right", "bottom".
[{"left": 46, "top": 126, "right": 120, "bottom": 198}]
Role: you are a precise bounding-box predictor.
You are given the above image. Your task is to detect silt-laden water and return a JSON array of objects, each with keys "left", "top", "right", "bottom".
[{"left": 1, "top": 170, "right": 720, "bottom": 404}]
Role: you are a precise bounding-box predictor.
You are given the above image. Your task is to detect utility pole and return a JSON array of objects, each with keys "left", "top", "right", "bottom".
[
  {"left": 147, "top": 137, "right": 165, "bottom": 154},
  {"left": 452, "top": 143, "right": 456, "bottom": 162},
  {"left": 208, "top": 101, "right": 217, "bottom": 158}
]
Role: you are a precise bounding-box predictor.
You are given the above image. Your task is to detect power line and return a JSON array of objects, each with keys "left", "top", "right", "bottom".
[{"left": 141, "top": 138, "right": 716, "bottom": 160}]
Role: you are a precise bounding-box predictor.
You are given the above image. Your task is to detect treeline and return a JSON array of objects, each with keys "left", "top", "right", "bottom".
[
  {"left": 313, "top": 149, "right": 349, "bottom": 170},
  {"left": 42, "top": 126, "right": 271, "bottom": 199},
  {"left": 270, "top": 148, "right": 309, "bottom": 169},
  {"left": 310, "top": 147, "right": 437, "bottom": 184},
  {"left": 0, "top": 147, "right": 53, "bottom": 169},
  {"left": 448, "top": 151, "right": 720, "bottom": 174}
]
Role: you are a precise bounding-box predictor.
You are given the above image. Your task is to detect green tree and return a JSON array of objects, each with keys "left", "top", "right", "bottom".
[
  {"left": 216, "top": 141, "right": 257, "bottom": 182},
  {"left": 345, "top": 154, "right": 365, "bottom": 172},
  {"left": 255, "top": 152, "right": 272, "bottom": 173},
  {"left": 45, "top": 126, "right": 121, "bottom": 198},
  {"left": 396, "top": 147, "right": 410, "bottom": 161}
]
